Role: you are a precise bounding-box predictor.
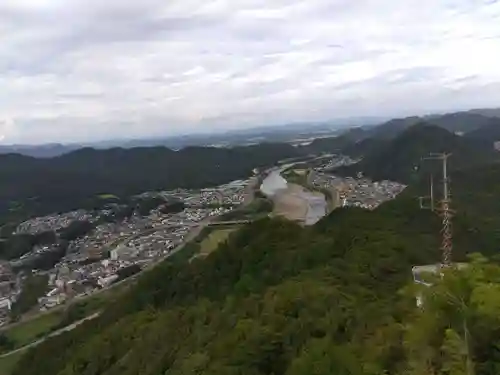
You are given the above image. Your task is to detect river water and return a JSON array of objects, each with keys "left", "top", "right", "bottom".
[
  {"left": 260, "top": 170, "right": 288, "bottom": 196},
  {"left": 260, "top": 169, "right": 327, "bottom": 225}
]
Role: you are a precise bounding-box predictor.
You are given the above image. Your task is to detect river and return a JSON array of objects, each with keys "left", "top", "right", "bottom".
[
  {"left": 260, "top": 169, "right": 288, "bottom": 196},
  {"left": 260, "top": 169, "right": 327, "bottom": 225}
]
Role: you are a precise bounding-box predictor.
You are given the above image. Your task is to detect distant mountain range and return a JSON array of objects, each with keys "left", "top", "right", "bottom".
[
  {"left": 0, "top": 143, "right": 299, "bottom": 223},
  {"left": 0, "top": 143, "right": 80, "bottom": 158},
  {"left": 468, "top": 107, "right": 500, "bottom": 118},
  {"left": 3, "top": 108, "right": 499, "bottom": 158},
  {"left": 0, "top": 120, "right": 371, "bottom": 158}
]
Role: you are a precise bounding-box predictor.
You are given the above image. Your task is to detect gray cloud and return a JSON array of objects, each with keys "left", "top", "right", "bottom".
[{"left": 1, "top": 0, "right": 500, "bottom": 144}]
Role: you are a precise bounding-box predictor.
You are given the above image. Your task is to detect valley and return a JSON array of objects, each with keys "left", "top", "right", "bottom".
[{"left": 2, "top": 110, "right": 500, "bottom": 375}]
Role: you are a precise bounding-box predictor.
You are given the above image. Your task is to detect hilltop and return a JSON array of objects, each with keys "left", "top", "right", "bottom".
[
  {"left": 463, "top": 117, "right": 500, "bottom": 143},
  {"left": 0, "top": 143, "right": 299, "bottom": 223},
  {"left": 335, "top": 123, "right": 499, "bottom": 183},
  {"left": 359, "top": 111, "right": 497, "bottom": 141}
]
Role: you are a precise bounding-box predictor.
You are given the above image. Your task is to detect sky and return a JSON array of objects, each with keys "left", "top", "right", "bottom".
[{"left": 1, "top": 0, "right": 500, "bottom": 144}]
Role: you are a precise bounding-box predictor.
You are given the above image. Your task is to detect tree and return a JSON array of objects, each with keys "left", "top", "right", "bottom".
[
  {"left": 59, "top": 220, "right": 94, "bottom": 241},
  {"left": 441, "top": 328, "right": 468, "bottom": 375},
  {"left": 403, "top": 254, "right": 500, "bottom": 375},
  {"left": 287, "top": 338, "right": 362, "bottom": 375},
  {"left": 11, "top": 274, "right": 49, "bottom": 317},
  {"left": 0, "top": 233, "right": 36, "bottom": 260},
  {"left": 116, "top": 264, "right": 142, "bottom": 281},
  {"left": 0, "top": 333, "right": 15, "bottom": 352}
]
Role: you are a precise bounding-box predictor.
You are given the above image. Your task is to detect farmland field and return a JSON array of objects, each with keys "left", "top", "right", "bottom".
[
  {"left": 199, "top": 228, "right": 238, "bottom": 257},
  {"left": 2, "top": 311, "right": 62, "bottom": 350}
]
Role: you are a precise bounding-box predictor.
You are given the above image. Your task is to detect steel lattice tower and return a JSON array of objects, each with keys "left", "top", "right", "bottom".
[
  {"left": 439, "top": 153, "right": 453, "bottom": 267},
  {"left": 422, "top": 153, "right": 453, "bottom": 268}
]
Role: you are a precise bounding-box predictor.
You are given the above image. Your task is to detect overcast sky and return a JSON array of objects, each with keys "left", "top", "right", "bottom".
[{"left": 1, "top": 0, "right": 500, "bottom": 144}]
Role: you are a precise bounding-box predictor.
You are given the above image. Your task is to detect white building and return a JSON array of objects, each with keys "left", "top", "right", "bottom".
[
  {"left": 110, "top": 245, "right": 139, "bottom": 261},
  {"left": 412, "top": 263, "right": 469, "bottom": 307},
  {"left": 0, "top": 297, "right": 11, "bottom": 311},
  {"left": 38, "top": 294, "right": 66, "bottom": 309},
  {"left": 98, "top": 274, "right": 119, "bottom": 288}
]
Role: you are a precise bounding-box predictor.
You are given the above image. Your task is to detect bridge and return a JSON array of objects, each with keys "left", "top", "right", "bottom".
[{"left": 208, "top": 220, "right": 251, "bottom": 227}]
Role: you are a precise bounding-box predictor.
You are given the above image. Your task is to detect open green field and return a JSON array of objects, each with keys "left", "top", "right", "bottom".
[
  {"left": 2, "top": 311, "right": 62, "bottom": 350},
  {"left": 97, "top": 194, "right": 120, "bottom": 200},
  {"left": 199, "top": 228, "right": 238, "bottom": 257},
  {"left": 0, "top": 350, "right": 24, "bottom": 375}
]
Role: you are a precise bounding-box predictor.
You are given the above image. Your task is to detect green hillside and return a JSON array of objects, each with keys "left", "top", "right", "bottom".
[
  {"left": 13, "top": 159, "right": 500, "bottom": 375},
  {"left": 335, "top": 123, "right": 499, "bottom": 183},
  {"left": 10, "top": 180, "right": 500, "bottom": 375},
  {"left": 9, "top": 211, "right": 431, "bottom": 375}
]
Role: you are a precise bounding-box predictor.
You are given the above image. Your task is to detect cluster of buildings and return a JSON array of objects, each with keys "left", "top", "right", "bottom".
[
  {"left": 319, "top": 155, "right": 358, "bottom": 170},
  {"left": 0, "top": 262, "right": 19, "bottom": 326},
  {"left": 15, "top": 210, "right": 94, "bottom": 235},
  {"left": 66, "top": 216, "right": 154, "bottom": 261},
  {"left": 310, "top": 167, "right": 406, "bottom": 210},
  {"left": 170, "top": 180, "right": 248, "bottom": 207},
  {"left": 338, "top": 178, "right": 407, "bottom": 209},
  {"left": 36, "top": 206, "right": 236, "bottom": 311},
  {"left": 5, "top": 180, "right": 252, "bottom": 318},
  {"left": 108, "top": 208, "right": 227, "bottom": 262}
]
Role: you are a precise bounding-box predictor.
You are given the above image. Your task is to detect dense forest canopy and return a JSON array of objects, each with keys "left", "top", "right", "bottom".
[{"left": 335, "top": 124, "right": 500, "bottom": 183}]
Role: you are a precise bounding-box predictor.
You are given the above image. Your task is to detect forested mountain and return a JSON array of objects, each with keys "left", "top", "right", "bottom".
[
  {"left": 365, "top": 116, "right": 421, "bottom": 140},
  {"left": 335, "top": 123, "right": 499, "bottom": 183},
  {"left": 293, "top": 111, "right": 500, "bottom": 160},
  {"left": 469, "top": 107, "right": 500, "bottom": 117},
  {"left": 340, "top": 138, "right": 388, "bottom": 158},
  {"left": 425, "top": 111, "right": 494, "bottom": 133},
  {"left": 12, "top": 156, "right": 500, "bottom": 374},
  {"left": 0, "top": 143, "right": 298, "bottom": 223},
  {"left": 363, "top": 111, "right": 498, "bottom": 140},
  {"left": 464, "top": 117, "right": 500, "bottom": 143},
  {"left": 0, "top": 143, "right": 79, "bottom": 158}
]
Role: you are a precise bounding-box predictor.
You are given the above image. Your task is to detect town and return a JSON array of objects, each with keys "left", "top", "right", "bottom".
[
  {"left": 310, "top": 171, "right": 407, "bottom": 210},
  {"left": 0, "top": 179, "right": 250, "bottom": 326},
  {"left": 309, "top": 156, "right": 407, "bottom": 210},
  {"left": 0, "top": 156, "right": 407, "bottom": 327}
]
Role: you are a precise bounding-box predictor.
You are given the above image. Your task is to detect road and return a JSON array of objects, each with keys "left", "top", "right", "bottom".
[
  {"left": 0, "top": 219, "right": 246, "bottom": 358},
  {"left": 0, "top": 220, "right": 254, "bottom": 359},
  {"left": 0, "top": 177, "right": 259, "bottom": 334},
  {"left": 0, "top": 222, "right": 214, "bottom": 358},
  {"left": 0, "top": 312, "right": 100, "bottom": 359}
]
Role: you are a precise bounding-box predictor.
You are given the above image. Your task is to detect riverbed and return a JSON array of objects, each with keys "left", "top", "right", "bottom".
[{"left": 260, "top": 169, "right": 327, "bottom": 225}]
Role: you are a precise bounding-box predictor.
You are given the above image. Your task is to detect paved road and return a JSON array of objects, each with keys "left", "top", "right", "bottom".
[
  {"left": 1, "top": 181, "right": 259, "bottom": 335},
  {"left": 0, "top": 312, "right": 100, "bottom": 358},
  {"left": 0, "top": 221, "right": 216, "bottom": 358},
  {"left": 0, "top": 176, "right": 260, "bottom": 338},
  {"left": 0, "top": 221, "right": 220, "bottom": 359}
]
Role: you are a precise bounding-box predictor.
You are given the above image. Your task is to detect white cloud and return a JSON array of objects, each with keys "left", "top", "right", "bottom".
[{"left": 1, "top": 0, "right": 500, "bottom": 144}]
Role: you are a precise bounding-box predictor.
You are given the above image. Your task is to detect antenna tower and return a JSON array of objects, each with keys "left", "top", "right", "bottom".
[
  {"left": 421, "top": 153, "right": 453, "bottom": 268},
  {"left": 419, "top": 174, "right": 435, "bottom": 211}
]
